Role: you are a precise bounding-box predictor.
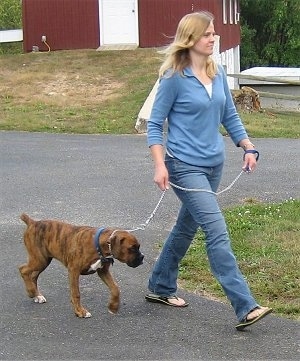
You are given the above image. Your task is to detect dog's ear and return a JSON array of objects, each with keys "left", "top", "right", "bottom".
[
  {"left": 109, "top": 231, "right": 126, "bottom": 258},
  {"left": 109, "top": 231, "right": 124, "bottom": 249}
]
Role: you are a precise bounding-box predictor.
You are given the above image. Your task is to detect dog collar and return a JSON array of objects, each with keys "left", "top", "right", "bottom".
[{"left": 93, "top": 227, "right": 114, "bottom": 265}]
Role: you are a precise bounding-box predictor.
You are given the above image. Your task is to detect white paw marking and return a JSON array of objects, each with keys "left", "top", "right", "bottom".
[
  {"left": 33, "top": 295, "right": 47, "bottom": 303},
  {"left": 84, "top": 311, "right": 92, "bottom": 318}
]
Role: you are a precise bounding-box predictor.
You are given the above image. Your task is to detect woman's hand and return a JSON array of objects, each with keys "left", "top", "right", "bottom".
[
  {"left": 154, "top": 163, "right": 169, "bottom": 190},
  {"left": 242, "top": 153, "right": 257, "bottom": 173},
  {"left": 150, "top": 144, "right": 169, "bottom": 190},
  {"left": 239, "top": 139, "right": 258, "bottom": 173}
]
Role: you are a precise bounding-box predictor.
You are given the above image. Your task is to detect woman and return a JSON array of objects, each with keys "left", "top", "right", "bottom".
[{"left": 145, "top": 11, "right": 272, "bottom": 330}]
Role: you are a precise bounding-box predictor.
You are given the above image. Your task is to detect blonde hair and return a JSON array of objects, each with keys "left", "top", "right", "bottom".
[{"left": 159, "top": 11, "right": 218, "bottom": 79}]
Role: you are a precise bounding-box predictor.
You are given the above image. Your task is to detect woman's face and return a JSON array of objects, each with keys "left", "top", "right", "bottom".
[{"left": 191, "top": 21, "right": 216, "bottom": 57}]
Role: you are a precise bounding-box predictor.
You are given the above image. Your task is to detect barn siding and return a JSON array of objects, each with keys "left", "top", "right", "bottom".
[
  {"left": 22, "top": 0, "right": 100, "bottom": 52},
  {"left": 22, "top": 0, "right": 239, "bottom": 53},
  {"left": 138, "top": 0, "right": 240, "bottom": 52}
]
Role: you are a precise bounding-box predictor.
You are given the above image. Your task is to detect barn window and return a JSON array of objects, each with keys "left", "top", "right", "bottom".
[{"left": 234, "top": 0, "right": 240, "bottom": 24}]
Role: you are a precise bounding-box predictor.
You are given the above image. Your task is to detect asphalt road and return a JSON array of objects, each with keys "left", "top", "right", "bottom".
[{"left": 0, "top": 131, "right": 299, "bottom": 360}]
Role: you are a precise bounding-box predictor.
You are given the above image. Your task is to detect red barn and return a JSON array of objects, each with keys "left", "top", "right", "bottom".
[{"left": 22, "top": 0, "right": 241, "bottom": 86}]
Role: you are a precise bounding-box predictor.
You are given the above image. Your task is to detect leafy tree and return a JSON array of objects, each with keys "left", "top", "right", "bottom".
[
  {"left": 240, "top": 23, "right": 261, "bottom": 70},
  {"left": 240, "top": 0, "right": 300, "bottom": 68},
  {"left": 0, "top": 0, "right": 22, "bottom": 30}
]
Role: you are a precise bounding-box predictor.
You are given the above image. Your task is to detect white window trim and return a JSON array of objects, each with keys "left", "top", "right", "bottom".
[
  {"left": 229, "top": 0, "right": 234, "bottom": 24},
  {"left": 223, "top": 0, "right": 227, "bottom": 24}
]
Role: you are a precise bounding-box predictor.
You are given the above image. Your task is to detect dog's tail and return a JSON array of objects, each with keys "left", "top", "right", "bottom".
[{"left": 20, "top": 213, "right": 33, "bottom": 225}]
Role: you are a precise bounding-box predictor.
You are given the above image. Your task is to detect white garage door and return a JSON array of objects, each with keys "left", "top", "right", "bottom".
[{"left": 100, "top": 0, "right": 138, "bottom": 45}]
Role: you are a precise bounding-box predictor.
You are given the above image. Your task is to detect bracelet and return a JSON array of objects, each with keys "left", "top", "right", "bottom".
[{"left": 243, "top": 149, "right": 259, "bottom": 161}]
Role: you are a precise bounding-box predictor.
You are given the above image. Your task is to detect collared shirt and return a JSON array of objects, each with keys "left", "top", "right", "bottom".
[{"left": 147, "top": 65, "right": 248, "bottom": 167}]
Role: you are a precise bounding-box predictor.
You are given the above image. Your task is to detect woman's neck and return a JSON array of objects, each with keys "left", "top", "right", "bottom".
[
  {"left": 189, "top": 51, "right": 208, "bottom": 70},
  {"left": 190, "top": 57, "right": 212, "bottom": 84}
]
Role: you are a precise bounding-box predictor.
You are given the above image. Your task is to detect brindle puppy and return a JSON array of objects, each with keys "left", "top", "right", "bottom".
[{"left": 19, "top": 213, "right": 144, "bottom": 318}]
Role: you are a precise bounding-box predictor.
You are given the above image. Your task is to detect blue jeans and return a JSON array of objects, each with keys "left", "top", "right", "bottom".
[{"left": 148, "top": 154, "right": 259, "bottom": 321}]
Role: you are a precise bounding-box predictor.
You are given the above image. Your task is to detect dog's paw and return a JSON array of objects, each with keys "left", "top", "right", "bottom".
[
  {"left": 33, "top": 295, "right": 47, "bottom": 303},
  {"left": 84, "top": 311, "right": 92, "bottom": 318},
  {"left": 108, "top": 303, "right": 119, "bottom": 314},
  {"left": 75, "top": 309, "right": 92, "bottom": 318}
]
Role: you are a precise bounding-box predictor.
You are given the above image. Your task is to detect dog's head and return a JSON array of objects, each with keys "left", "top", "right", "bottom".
[{"left": 109, "top": 230, "right": 144, "bottom": 268}]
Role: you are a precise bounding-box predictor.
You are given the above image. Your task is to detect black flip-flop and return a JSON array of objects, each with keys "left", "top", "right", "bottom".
[
  {"left": 145, "top": 293, "right": 189, "bottom": 307},
  {"left": 236, "top": 307, "right": 273, "bottom": 331}
]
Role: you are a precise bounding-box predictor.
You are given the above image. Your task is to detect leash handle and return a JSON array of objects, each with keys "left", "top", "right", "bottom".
[{"left": 243, "top": 149, "right": 259, "bottom": 161}]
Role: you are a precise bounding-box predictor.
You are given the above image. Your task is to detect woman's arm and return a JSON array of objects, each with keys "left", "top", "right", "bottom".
[
  {"left": 239, "top": 139, "right": 255, "bottom": 151},
  {"left": 147, "top": 74, "right": 178, "bottom": 190}
]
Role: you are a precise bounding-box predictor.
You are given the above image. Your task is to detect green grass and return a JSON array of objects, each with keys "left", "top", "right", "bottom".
[
  {"left": 179, "top": 199, "right": 300, "bottom": 320},
  {"left": 241, "top": 110, "right": 300, "bottom": 138},
  {"left": 0, "top": 49, "right": 161, "bottom": 134},
  {"left": 1, "top": 48, "right": 299, "bottom": 136}
]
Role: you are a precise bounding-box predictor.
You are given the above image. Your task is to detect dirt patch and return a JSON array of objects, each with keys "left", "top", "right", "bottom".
[
  {"left": 39, "top": 74, "right": 123, "bottom": 106},
  {"left": 1, "top": 70, "right": 123, "bottom": 107}
]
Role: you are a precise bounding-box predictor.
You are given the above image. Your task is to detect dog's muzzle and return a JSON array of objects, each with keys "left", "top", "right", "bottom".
[{"left": 127, "top": 252, "right": 144, "bottom": 268}]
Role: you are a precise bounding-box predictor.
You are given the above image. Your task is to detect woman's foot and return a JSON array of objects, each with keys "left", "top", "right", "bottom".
[
  {"left": 145, "top": 293, "right": 189, "bottom": 307},
  {"left": 247, "top": 306, "right": 270, "bottom": 321},
  {"left": 165, "top": 295, "right": 187, "bottom": 306},
  {"left": 236, "top": 306, "right": 273, "bottom": 331}
]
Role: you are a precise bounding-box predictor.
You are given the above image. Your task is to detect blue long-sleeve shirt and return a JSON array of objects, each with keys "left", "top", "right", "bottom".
[{"left": 147, "top": 65, "right": 248, "bottom": 167}]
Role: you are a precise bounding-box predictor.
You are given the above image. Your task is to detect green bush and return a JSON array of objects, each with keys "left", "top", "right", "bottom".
[
  {"left": 0, "top": 0, "right": 22, "bottom": 54},
  {"left": 0, "top": 42, "right": 23, "bottom": 54},
  {"left": 0, "top": 0, "right": 22, "bottom": 30}
]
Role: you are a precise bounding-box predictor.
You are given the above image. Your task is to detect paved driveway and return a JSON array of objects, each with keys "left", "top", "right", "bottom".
[{"left": 0, "top": 131, "right": 299, "bottom": 360}]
